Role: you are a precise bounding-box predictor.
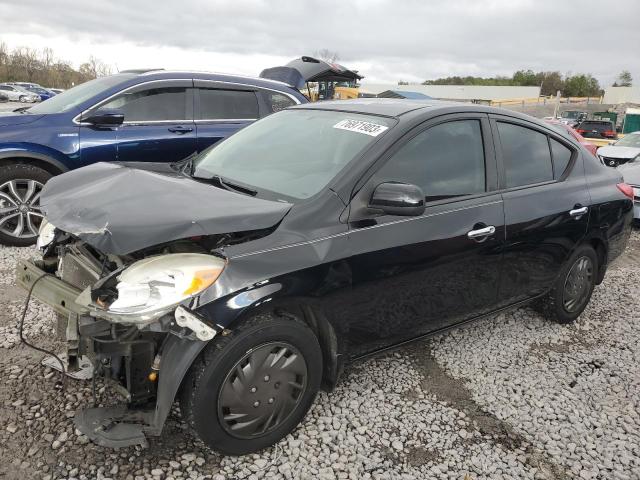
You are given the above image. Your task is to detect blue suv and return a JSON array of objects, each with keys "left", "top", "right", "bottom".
[{"left": 0, "top": 69, "right": 307, "bottom": 245}]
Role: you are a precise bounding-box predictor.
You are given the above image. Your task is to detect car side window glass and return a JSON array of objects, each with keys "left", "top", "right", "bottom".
[
  {"left": 100, "top": 87, "right": 188, "bottom": 122},
  {"left": 376, "top": 119, "right": 486, "bottom": 201},
  {"left": 498, "top": 122, "right": 553, "bottom": 188},
  {"left": 550, "top": 138, "right": 572, "bottom": 179},
  {"left": 198, "top": 89, "right": 258, "bottom": 120},
  {"left": 263, "top": 91, "right": 296, "bottom": 113}
]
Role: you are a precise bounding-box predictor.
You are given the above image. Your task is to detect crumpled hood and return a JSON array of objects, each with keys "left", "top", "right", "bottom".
[
  {"left": 0, "top": 112, "right": 45, "bottom": 127},
  {"left": 597, "top": 145, "right": 640, "bottom": 160},
  {"left": 40, "top": 162, "right": 292, "bottom": 255}
]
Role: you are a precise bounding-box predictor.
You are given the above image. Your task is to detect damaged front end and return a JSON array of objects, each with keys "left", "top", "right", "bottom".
[{"left": 16, "top": 233, "right": 233, "bottom": 448}]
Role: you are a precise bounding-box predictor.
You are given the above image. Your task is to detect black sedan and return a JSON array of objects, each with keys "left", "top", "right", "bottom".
[{"left": 18, "top": 99, "right": 633, "bottom": 455}]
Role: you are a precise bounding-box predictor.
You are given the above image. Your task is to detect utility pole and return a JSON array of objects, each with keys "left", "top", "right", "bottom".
[{"left": 553, "top": 90, "right": 561, "bottom": 119}]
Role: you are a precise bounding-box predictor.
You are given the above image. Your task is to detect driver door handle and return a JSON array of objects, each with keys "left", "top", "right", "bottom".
[
  {"left": 569, "top": 206, "right": 588, "bottom": 218},
  {"left": 168, "top": 126, "right": 193, "bottom": 134},
  {"left": 467, "top": 225, "right": 496, "bottom": 240}
]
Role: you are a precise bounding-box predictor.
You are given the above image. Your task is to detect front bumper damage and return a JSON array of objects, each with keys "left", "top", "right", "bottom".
[{"left": 16, "top": 258, "right": 219, "bottom": 448}]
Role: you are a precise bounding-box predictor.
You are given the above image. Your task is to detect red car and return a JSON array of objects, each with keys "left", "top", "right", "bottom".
[{"left": 546, "top": 120, "right": 598, "bottom": 156}]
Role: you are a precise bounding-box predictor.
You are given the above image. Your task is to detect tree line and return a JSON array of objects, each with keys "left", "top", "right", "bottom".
[
  {"left": 0, "top": 43, "right": 112, "bottom": 89},
  {"left": 421, "top": 70, "right": 633, "bottom": 97}
]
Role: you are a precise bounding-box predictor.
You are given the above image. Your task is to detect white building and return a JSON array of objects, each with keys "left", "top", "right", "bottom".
[
  {"left": 603, "top": 86, "right": 640, "bottom": 105},
  {"left": 359, "top": 83, "right": 541, "bottom": 102}
]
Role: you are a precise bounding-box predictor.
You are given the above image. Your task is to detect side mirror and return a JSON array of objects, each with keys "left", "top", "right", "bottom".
[
  {"left": 369, "top": 182, "right": 425, "bottom": 216},
  {"left": 83, "top": 108, "right": 124, "bottom": 126}
]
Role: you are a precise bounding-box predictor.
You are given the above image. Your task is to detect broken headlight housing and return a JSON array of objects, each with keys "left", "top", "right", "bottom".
[
  {"left": 107, "top": 253, "right": 225, "bottom": 320},
  {"left": 36, "top": 219, "right": 56, "bottom": 249}
]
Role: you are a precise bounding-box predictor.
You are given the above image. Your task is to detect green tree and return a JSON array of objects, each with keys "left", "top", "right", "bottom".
[
  {"left": 615, "top": 70, "right": 632, "bottom": 87},
  {"left": 563, "top": 74, "right": 601, "bottom": 97}
]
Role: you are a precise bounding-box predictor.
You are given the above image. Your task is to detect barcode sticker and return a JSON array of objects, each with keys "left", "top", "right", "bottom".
[{"left": 333, "top": 119, "right": 389, "bottom": 137}]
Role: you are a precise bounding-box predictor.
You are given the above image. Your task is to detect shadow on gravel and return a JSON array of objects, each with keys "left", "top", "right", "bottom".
[{"left": 408, "top": 341, "right": 571, "bottom": 480}]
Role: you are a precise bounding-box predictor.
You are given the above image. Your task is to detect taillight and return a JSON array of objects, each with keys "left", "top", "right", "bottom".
[
  {"left": 603, "top": 130, "right": 615, "bottom": 137},
  {"left": 617, "top": 183, "right": 634, "bottom": 200},
  {"left": 576, "top": 129, "right": 586, "bottom": 134}
]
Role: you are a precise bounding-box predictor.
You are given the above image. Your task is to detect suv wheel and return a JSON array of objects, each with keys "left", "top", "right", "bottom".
[
  {"left": 535, "top": 244, "right": 598, "bottom": 324},
  {"left": 0, "top": 164, "right": 52, "bottom": 246},
  {"left": 180, "top": 313, "right": 322, "bottom": 455}
]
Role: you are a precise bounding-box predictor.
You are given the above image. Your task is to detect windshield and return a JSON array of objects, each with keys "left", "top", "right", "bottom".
[
  {"left": 27, "top": 74, "right": 136, "bottom": 114},
  {"left": 616, "top": 134, "right": 640, "bottom": 148},
  {"left": 561, "top": 111, "right": 581, "bottom": 119},
  {"left": 193, "top": 109, "right": 395, "bottom": 200}
]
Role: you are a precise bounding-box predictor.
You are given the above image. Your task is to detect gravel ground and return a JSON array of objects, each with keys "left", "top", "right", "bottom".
[{"left": 1, "top": 232, "right": 639, "bottom": 480}]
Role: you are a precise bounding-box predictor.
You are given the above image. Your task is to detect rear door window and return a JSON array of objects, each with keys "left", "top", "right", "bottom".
[
  {"left": 197, "top": 89, "right": 258, "bottom": 120},
  {"left": 497, "top": 122, "right": 553, "bottom": 188}
]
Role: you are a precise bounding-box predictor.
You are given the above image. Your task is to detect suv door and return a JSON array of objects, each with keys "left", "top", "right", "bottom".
[
  {"left": 99, "top": 80, "right": 196, "bottom": 163},
  {"left": 343, "top": 114, "right": 505, "bottom": 357},
  {"left": 491, "top": 116, "right": 589, "bottom": 306},
  {"left": 194, "top": 81, "right": 260, "bottom": 151}
]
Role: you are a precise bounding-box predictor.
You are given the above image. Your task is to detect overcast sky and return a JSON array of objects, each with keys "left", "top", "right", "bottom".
[{"left": 1, "top": 0, "right": 638, "bottom": 86}]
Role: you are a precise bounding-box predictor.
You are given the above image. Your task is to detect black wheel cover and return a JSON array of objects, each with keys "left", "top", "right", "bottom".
[
  {"left": 562, "top": 255, "right": 593, "bottom": 313},
  {"left": 217, "top": 342, "right": 308, "bottom": 439}
]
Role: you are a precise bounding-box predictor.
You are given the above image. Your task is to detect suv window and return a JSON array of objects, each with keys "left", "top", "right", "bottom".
[
  {"left": 377, "top": 119, "right": 486, "bottom": 201},
  {"left": 263, "top": 91, "right": 296, "bottom": 113},
  {"left": 550, "top": 138, "right": 572, "bottom": 178},
  {"left": 576, "top": 121, "right": 613, "bottom": 132},
  {"left": 101, "top": 86, "right": 189, "bottom": 122},
  {"left": 198, "top": 89, "right": 258, "bottom": 120},
  {"left": 498, "top": 122, "right": 553, "bottom": 188}
]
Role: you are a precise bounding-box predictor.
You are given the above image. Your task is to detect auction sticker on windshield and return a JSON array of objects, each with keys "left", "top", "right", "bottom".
[{"left": 333, "top": 119, "right": 389, "bottom": 137}]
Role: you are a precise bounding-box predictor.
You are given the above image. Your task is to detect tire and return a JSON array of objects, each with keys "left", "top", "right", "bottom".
[
  {"left": 535, "top": 244, "right": 598, "bottom": 324},
  {"left": 0, "top": 163, "right": 52, "bottom": 247},
  {"left": 180, "top": 312, "right": 323, "bottom": 455},
  {"left": 19, "top": 95, "right": 27, "bottom": 103}
]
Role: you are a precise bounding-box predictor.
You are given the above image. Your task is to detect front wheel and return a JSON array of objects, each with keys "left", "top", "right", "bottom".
[
  {"left": 0, "top": 164, "right": 52, "bottom": 246},
  {"left": 535, "top": 244, "right": 598, "bottom": 324},
  {"left": 19, "top": 95, "right": 27, "bottom": 103},
  {"left": 180, "top": 313, "right": 323, "bottom": 455}
]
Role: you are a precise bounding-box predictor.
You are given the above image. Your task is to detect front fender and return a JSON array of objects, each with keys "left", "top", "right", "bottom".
[
  {"left": 149, "top": 334, "right": 207, "bottom": 435},
  {"left": 0, "top": 143, "right": 72, "bottom": 172}
]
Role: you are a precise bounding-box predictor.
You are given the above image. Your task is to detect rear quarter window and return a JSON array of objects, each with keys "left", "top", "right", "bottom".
[
  {"left": 262, "top": 91, "right": 297, "bottom": 113},
  {"left": 550, "top": 138, "right": 573, "bottom": 179}
]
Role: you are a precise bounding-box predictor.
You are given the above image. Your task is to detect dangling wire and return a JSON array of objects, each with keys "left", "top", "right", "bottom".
[{"left": 19, "top": 272, "right": 67, "bottom": 392}]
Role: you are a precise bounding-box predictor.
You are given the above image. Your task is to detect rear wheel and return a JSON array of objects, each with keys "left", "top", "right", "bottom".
[
  {"left": 0, "top": 164, "right": 52, "bottom": 246},
  {"left": 180, "top": 313, "right": 322, "bottom": 455},
  {"left": 535, "top": 244, "right": 598, "bottom": 324}
]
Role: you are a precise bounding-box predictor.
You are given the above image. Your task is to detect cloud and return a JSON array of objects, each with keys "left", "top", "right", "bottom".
[{"left": 1, "top": 0, "right": 638, "bottom": 85}]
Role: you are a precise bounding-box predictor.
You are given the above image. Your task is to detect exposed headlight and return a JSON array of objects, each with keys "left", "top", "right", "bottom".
[
  {"left": 36, "top": 219, "right": 56, "bottom": 249},
  {"left": 107, "top": 253, "right": 225, "bottom": 320}
]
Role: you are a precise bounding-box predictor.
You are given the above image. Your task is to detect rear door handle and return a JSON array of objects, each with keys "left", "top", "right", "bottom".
[
  {"left": 569, "top": 206, "right": 588, "bottom": 218},
  {"left": 467, "top": 225, "right": 496, "bottom": 240},
  {"left": 168, "top": 126, "right": 193, "bottom": 134}
]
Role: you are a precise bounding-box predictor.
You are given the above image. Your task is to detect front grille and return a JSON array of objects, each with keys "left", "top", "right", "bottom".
[{"left": 601, "top": 156, "right": 630, "bottom": 166}]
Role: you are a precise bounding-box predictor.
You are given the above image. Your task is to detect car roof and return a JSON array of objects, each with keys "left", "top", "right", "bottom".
[
  {"left": 291, "top": 98, "right": 459, "bottom": 117},
  {"left": 126, "top": 69, "right": 298, "bottom": 91}
]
